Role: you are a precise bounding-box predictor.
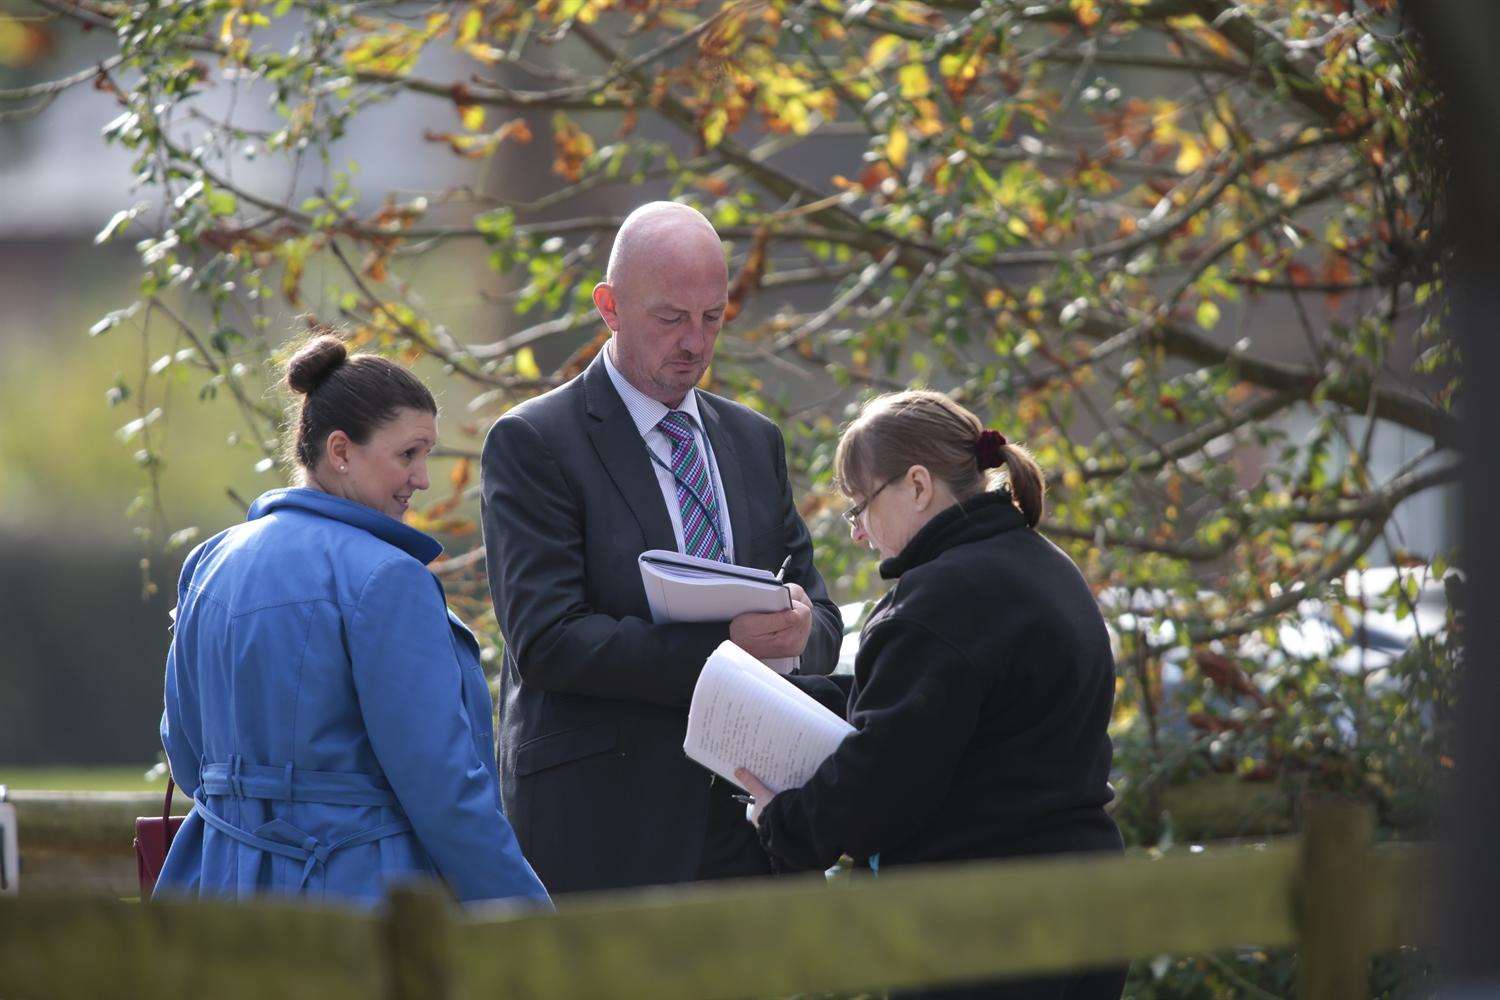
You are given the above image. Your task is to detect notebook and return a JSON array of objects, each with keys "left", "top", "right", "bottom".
[
  {"left": 684, "top": 640, "right": 854, "bottom": 794},
  {"left": 638, "top": 549, "right": 800, "bottom": 674}
]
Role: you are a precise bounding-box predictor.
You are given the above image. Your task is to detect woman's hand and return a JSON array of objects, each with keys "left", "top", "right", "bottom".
[{"left": 734, "top": 768, "right": 776, "bottom": 826}]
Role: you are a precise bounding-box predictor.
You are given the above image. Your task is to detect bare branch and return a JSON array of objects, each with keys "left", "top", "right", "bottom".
[
  {"left": 1082, "top": 389, "right": 1303, "bottom": 481},
  {"left": 0, "top": 56, "right": 121, "bottom": 100}
]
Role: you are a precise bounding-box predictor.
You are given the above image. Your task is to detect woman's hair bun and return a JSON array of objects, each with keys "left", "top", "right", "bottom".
[{"left": 286, "top": 335, "right": 349, "bottom": 394}]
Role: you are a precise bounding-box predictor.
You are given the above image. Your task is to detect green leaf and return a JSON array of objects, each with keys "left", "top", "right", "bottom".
[
  {"left": 474, "top": 207, "right": 515, "bottom": 244},
  {"left": 205, "top": 188, "right": 238, "bottom": 216}
]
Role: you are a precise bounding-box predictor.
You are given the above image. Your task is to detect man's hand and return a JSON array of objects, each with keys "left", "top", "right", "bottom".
[
  {"left": 734, "top": 768, "right": 776, "bottom": 826},
  {"left": 730, "top": 581, "right": 813, "bottom": 661}
]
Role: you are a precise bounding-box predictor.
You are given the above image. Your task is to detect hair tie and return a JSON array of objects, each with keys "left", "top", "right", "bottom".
[{"left": 975, "top": 429, "right": 1007, "bottom": 470}]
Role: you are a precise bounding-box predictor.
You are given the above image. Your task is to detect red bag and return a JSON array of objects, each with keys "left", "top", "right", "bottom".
[{"left": 134, "top": 778, "right": 184, "bottom": 898}]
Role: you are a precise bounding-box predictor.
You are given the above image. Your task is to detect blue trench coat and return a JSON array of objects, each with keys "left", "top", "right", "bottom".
[{"left": 156, "top": 487, "right": 550, "bottom": 907}]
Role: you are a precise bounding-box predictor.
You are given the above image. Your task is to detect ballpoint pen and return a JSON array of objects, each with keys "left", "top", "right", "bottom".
[{"left": 774, "top": 554, "right": 792, "bottom": 582}]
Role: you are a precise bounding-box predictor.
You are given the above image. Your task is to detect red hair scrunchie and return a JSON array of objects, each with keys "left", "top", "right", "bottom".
[{"left": 975, "top": 429, "right": 1008, "bottom": 470}]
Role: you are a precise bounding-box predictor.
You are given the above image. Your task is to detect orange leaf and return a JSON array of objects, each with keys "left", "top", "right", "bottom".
[
  {"left": 551, "top": 114, "right": 596, "bottom": 182},
  {"left": 450, "top": 457, "right": 471, "bottom": 491}
]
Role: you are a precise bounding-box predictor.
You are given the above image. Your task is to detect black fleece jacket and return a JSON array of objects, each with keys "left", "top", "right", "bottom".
[{"left": 757, "top": 491, "right": 1122, "bottom": 872}]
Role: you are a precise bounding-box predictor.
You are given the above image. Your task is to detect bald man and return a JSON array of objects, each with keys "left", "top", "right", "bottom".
[{"left": 481, "top": 202, "right": 843, "bottom": 893}]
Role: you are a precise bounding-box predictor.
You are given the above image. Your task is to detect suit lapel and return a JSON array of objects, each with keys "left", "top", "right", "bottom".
[
  {"left": 697, "top": 393, "right": 753, "bottom": 567},
  {"left": 582, "top": 354, "right": 678, "bottom": 553}
]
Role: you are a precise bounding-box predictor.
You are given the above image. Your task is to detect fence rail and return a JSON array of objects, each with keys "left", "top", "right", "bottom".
[
  {"left": 1, "top": 788, "right": 191, "bottom": 893},
  {"left": 0, "top": 803, "right": 1428, "bottom": 1000},
  {"left": 0, "top": 799, "right": 1432, "bottom": 999}
]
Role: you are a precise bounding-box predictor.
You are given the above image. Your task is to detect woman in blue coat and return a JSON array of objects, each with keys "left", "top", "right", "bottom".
[{"left": 156, "top": 336, "right": 549, "bottom": 907}]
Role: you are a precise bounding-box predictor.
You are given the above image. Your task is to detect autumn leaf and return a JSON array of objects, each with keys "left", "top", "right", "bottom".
[
  {"left": 456, "top": 6, "right": 483, "bottom": 46},
  {"left": 1070, "top": 0, "right": 1101, "bottom": 29},
  {"left": 514, "top": 347, "right": 542, "bottom": 380},
  {"left": 725, "top": 225, "right": 770, "bottom": 324},
  {"left": 425, "top": 119, "right": 532, "bottom": 159},
  {"left": 897, "top": 62, "right": 932, "bottom": 101},
  {"left": 1175, "top": 136, "right": 1205, "bottom": 174},
  {"left": 702, "top": 107, "right": 729, "bottom": 149},
  {"left": 450, "top": 457, "right": 472, "bottom": 492},
  {"left": 459, "top": 103, "right": 485, "bottom": 132},
  {"left": 551, "top": 113, "right": 596, "bottom": 181},
  {"left": 887, "top": 123, "right": 910, "bottom": 168}
]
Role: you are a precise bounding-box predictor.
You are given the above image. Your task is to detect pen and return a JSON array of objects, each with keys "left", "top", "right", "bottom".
[
  {"left": 732, "top": 794, "right": 754, "bottom": 805},
  {"left": 775, "top": 554, "right": 792, "bottom": 582}
]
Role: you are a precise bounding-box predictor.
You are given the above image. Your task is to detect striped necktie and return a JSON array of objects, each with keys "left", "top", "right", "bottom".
[{"left": 657, "top": 410, "right": 727, "bottom": 562}]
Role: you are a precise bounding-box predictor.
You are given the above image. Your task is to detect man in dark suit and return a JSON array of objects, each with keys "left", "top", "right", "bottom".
[{"left": 480, "top": 201, "right": 843, "bottom": 894}]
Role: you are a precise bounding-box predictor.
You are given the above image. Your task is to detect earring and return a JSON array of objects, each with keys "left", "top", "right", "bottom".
[{"left": 339, "top": 466, "right": 347, "bottom": 473}]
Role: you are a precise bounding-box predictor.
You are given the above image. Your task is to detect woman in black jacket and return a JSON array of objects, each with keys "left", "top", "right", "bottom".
[{"left": 737, "top": 390, "right": 1125, "bottom": 1000}]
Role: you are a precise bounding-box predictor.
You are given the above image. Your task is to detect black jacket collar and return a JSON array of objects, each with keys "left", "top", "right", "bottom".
[{"left": 879, "top": 490, "right": 1027, "bottom": 580}]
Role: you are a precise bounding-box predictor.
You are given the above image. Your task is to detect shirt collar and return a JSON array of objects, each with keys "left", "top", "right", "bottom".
[
  {"left": 247, "top": 487, "right": 443, "bottom": 563},
  {"left": 601, "top": 339, "right": 704, "bottom": 437}
]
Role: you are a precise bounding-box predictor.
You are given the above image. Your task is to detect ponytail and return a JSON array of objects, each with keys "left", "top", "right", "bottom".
[{"left": 837, "top": 390, "right": 1047, "bottom": 528}]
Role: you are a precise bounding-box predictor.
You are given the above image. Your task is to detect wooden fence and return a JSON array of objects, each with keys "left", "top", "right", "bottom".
[{"left": 0, "top": 798, "right": 1431, "bottom": 999}]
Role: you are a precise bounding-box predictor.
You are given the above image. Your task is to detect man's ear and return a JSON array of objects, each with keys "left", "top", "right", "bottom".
[{"left": 593, "top": 282, "right": 620, "bottom": 332}]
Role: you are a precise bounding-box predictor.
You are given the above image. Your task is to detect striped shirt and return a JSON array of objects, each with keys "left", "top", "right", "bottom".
[{"left": 601, "top": 341, "right": 736, "bottom": 561}]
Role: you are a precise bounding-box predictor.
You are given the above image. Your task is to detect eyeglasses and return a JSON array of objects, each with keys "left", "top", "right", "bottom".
[{"left": 841, "top": 471, "right": 906, "bottom": 526}]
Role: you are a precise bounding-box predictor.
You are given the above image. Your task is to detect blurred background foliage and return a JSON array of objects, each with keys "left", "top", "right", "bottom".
[{"left": 1, "top": 0, "right": 1457, "bottom": 992}]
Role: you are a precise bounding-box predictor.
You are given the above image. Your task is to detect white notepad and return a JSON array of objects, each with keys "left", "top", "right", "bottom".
[
  {"left": 684, "top": 640, "right": 855, "bottom": 795},
  {"left": 638, "top": 549, "right": 800, "bottom": 674}
]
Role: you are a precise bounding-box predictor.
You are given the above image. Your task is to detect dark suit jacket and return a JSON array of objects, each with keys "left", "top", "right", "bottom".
[{"left": 480, "top": 352, "right": 843, "bottom": 894}]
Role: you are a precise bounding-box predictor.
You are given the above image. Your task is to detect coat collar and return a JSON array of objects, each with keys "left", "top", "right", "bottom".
[
  {"left": 248, "top": 487, "right": 443, "bottom": 564},
  {"left": 878, "top": 490, "right": 1026, "bottom": 580}
]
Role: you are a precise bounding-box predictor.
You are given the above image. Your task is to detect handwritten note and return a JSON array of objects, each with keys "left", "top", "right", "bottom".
[{"left": 684, "top": 640, "right": 854, "bottom": 794}]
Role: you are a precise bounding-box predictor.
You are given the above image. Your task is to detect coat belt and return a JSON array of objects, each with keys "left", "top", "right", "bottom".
[
  {"left": 198, "top": 755, "right": 399, "bottom": 807},
  {"left": 192, "top": 791, "right": 412, "bottom": 890}
]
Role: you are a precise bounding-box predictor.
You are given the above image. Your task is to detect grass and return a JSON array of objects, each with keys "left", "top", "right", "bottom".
[{"left": 0, "top": 765, "right": 165, "bottom": 792}]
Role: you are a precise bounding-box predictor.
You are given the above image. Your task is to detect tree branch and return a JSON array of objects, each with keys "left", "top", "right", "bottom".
[
  {"left": 0, "top": 55, "right": 121, "bottom": 100},
  {"left": 1082, "top": 389, "right": 1303, "bottom": 481}
]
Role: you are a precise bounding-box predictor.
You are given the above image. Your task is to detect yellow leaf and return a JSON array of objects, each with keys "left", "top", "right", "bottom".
[
  {"left": 515, "top": 347, "right": 541, "bottom": 380},
  {"left": 897, "top": 62, "right": 931, "bottom": 100},
  {"left": 460, "top": 103, "right": 485, "bottom": 131},
  {"left": 1006, "top": 216, "right": 1029, "bottom": 237},
  {"left": 463, "top": 42, "right": 503, "bottom": 65},
  {"left": 887, "top": 123, "right": 909, "bottom": 168},
  {"left": 911, "top": 99, "right": 944, "bottom": 137},
  {"left": 868, "top": 34, "right": 905, "bottom": 67},
  {"left": 1196, "top": 300, "right": 1221, "bottom": 329},
  {"left": 1175, "top": 137, "right": 1205, "bottom": 174},
  {"left": 1206, "top": 120, "right": 1230, "bottom": 152},
  {"left": 1071, "top": 0, "right": 1101, "bottom": 28},
  {"left": 703, "top": 107, "right": 729, "bottom": 149},
  {"left": 457, "top": 7, "right": 483, "bottom": 46},
  {"left": 1153, "top": 99, "right": 1181, "bottom": 142}
]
